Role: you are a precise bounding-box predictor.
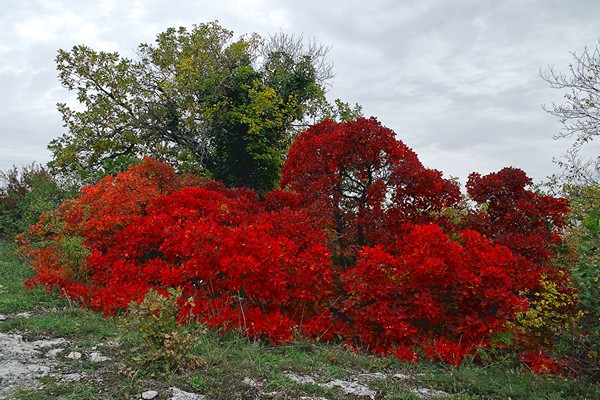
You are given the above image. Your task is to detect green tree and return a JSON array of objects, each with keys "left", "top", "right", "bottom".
[{"left": 50, "top": 22, "right": 359, "bottom": 193}]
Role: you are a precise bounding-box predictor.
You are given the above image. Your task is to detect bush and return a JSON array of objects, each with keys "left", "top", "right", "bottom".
[
  {"left": 20, "top": 158, "right": 333, "bottom": 343},
  {"left": 0, "top": 164, "right": 71, "bottom": 239},
  {"left": 339, "top": 225, "right": 530, "bottom": 363},
  {"left": 20, "top": 119, "right": 576, "bottom": 371},
  {"left": 280, "top": 117, "right": 460, "bottom": 265},
  {"left": 466, "top": 167, "right": 569, "bottom": 271},
  {"left": 19, "top": 158, "right": 206, "bottom": 303},
  {"left": 546, "top": 183, "right": 600, "bottom": 379},
  {"left": 119, "top": 288, "right": 203, "bottom": 375},
  {"left": 564, "top": 184, "right": 600, "bottom": 328},
  {"left": 90, "top": 185, "right": 335, "bottom": 343}
]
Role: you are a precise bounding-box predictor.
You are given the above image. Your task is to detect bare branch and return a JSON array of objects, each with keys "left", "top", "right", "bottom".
[
  {"left": 261, "top": 31, "right": 335, "bottom": 85},
  {"left": 542, "top": 40, "right": 600, "bottom": 183}
]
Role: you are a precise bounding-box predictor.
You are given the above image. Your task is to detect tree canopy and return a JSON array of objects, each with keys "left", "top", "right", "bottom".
[{"left": 49, "top": 21, "right": 360, "bottom": 193}]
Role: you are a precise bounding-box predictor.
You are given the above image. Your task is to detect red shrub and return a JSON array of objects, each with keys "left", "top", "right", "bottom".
[
  {"left": 63, "top": 157, "right": 205, "bottom": 252},
  {"left": 20, "top": 120, "right": 573, "bottom": 366},
  {"left": 22, "top": 166, "right": 333, "bottom": 343},
  {"left": 465, "top": 168, "right": 575, "bottom": 354},
  {"left": 520, "top": 350, "right": 564, "bottom": 375},
  {"left": 20, "top": 158, "right": 198, "bottom": 300},
  {"left": 466, "top": 167, "right": 569, "bottom": 269},
  {"left": 338, "top": 224, "right": 529, "bottom": 358},
  {"left": 424, "top": 337, "right": 470, "bottom": 366}
]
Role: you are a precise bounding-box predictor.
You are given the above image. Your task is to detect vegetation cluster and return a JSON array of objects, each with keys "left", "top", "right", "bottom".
[{"left": 1, "top": 22, "right": 598, "bottom": 388}]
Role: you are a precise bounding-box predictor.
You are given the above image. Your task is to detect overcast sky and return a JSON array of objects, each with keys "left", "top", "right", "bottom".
[{"left": 1, "top": 0, "right": 599, "bottom": 185}]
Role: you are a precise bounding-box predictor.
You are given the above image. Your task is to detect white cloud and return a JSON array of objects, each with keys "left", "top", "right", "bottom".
[
  {"left": 127, "top": 0, "right": 148, "bottom": 23},
  {"left": 16, "top": 17, "right": 61, "bottom": 42},
  {"left": 16, "top": 12, "right": 100, "bottom": 44}
]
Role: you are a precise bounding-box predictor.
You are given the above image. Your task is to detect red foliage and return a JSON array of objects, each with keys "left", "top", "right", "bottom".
[
  {"left": 69, "top": 158, "right": 207, "bottom": 250},
  {"left": 466, "top": 167, "right": 569, "bottom": 269},
  {"left": 21, "top": 161, "right": 333, "bottom": 343},
  {"left": 20, "top": 119, "right": 573, "bottom": 367},
  {"left": 280, "top": 118, "right": 460, "bottom": 264},
  {"left": 464, "top": 169, "right": 573, "bottom": 346},
  {"left": 338, "top": 224, "right": 529, "bottom": 355},
  {"left": 20, "top": 158, "right": 203, "bottom": 298},
  {"left": 424, "top": 337, "right": 470, "bottom": 366},
  {"left": 98, "top": 186, "right": 334, "bottom": 342},
  {"left": 520, "top": 350, "right": 564, "bottom": 375}
]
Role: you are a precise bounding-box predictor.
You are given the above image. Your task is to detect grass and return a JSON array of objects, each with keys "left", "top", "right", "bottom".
[
  {"left": 413, "top": 362, "right": 599, "bottom": 400},
  {"left": 1, "top": 239, "right": 599, "bottom": 399},
  {"left": 0, "top": 240, "right": 117, "bottom": 343},
  {"left": 0, "top": 242, "right": 62, "bottom": 314}
]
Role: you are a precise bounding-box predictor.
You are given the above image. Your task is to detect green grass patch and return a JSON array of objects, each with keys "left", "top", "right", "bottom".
[
  {"left": 0, "top": 240, "right": 117, "bottom": 341},
  {"left": 412, "top": 361, "right": 600, "bottom": 400},
  {"left": 12, "top": 376, "right": 138, "bottom": 400},
  {"left": 0, "top": 241, "right": 64, "bottom": 314},
  {"left": 0, "top": 307, "right": 117, "bottom": 341}
]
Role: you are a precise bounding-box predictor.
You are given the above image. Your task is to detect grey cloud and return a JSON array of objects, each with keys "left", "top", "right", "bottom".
[{"left": 1, "top": 0, "right": 599, "bottom": 185}]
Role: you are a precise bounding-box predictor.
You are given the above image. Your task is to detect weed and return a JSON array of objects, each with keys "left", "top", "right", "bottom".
[{"left": 118, "top": 288, "right": 204, "bottom": 376}]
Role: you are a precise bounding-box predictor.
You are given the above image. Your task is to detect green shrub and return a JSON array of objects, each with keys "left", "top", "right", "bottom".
[
  {"left": 565, "top": 208, "right": 600, "bottom": 379},
  {"left": 562, "top": 184, "right": 599, "bottom": 319},
  {"left": 0, "top": 163, "right": 73, "bottom": 239},
  {"left": 544, "top": 183, "right": 600, "bottom": 379},
  {"left": 571, "top": 210, "right": 600, "bottom": 323},
  {"left": 118, "top": 288, "right": 204, "bottom": 376}
]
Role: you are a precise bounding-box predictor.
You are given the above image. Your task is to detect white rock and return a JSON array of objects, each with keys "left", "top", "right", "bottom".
[
  {"left": 284, "top": 372, "right": 316, "bottom": 385},
  {"left": 169, "top": 387, "right": 206, "bottom": 400},
  {"left": 300, "top": 397, "right": 329, "bottom": 400},
  {"left": 0, "top": 333, "right": 40, "bottom": 358},
  {"left": 0, "top": 360, "right": 51, "bottom": 386},
  {"left": 15, "top": 312, "right": 31, "bottom": 318},
  {"left": 33, "top": 338, "right": 67, "bottom": 349},
  {"left": 0, "top": 314, "right": 6, "bottom": 321},
  {"left": 392, "top": 373, "right": 411, "bottom": 380},
  {"left": 359, "top": 372, "right": 387, "bottom": 380},
  {"left": 0, "top": 332, "right": 67, "bottom": 399},
  {"left": 46, "top": 348, "right": 64, "bottom": 358},
  {"left": 62, "top": 373, "right": 83, "bottom": 382},
  {"left": 89, "top": 351, "right": 111, "bottom": 362},
  {"left": 243, "top": 377, "right": 261, "bottom": 387},
  {"left": 66, "top": 351, "right": 82, "bottom": 360},
  {"left": 321, "top": 379, "right": 377, "bottom": 399},
  {"left": 262, "top": 391, "right": 282, "bottom": 397},
  {"left": 142, "top": 390, "right": 159, "bottom": 399},
  {"left": 410, "top": 387, "right": 448, "bottom": 398}
]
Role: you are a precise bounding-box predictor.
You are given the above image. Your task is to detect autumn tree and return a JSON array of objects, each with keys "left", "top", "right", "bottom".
[
  {"left": 280, "top": 117, "right": 460, "bottom": 266},
  {"left": 50, "top": 22, "right": 357, "bottom": 193}
]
